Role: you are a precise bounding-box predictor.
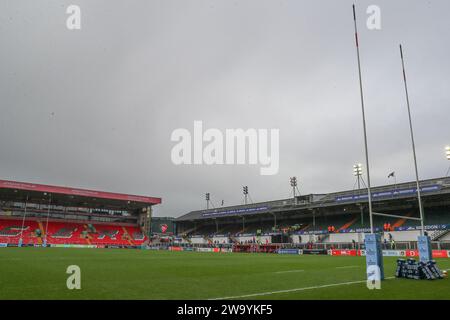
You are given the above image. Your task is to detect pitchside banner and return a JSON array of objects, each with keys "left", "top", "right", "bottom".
[
  {"left": 50, "top": 244, "right": 97, "bottom": 248},
  {"left": 337, "top": 249, "right": 449, "bottom": 258},
  {"left": 329, "top": 249, "right": 357, "bottom": 256},
  {"left": 364, "top": 233, "right": 384, "bottom": 280},
  {"left": 278, "top": 249, "right": 299, "bottom": 255},
  {"left": 382, "top": 250, "right": 403, "bottom": 257},
  {"left": 301, "top": 249, "right": 328, "bottom": 255}
]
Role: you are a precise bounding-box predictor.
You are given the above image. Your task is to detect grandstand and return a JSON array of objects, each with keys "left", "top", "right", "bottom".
[
  {"left": 176, "top": 176, "right": 450, "bottom": 247},
  {"left": 0, "top": 179, "right": 161, "bottom": 247}
]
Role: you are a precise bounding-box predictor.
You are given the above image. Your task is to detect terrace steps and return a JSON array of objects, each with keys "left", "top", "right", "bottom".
[
  {"left": 38, "top": 221, "right": 45, "bottom": 237},
  {"left": 122, "top": 226, "right": 134, "bottom": 245},
  {"left": 337, "top": 216, "right": 359, "bottom": 232},
  {"left": 299, "top": 224, "right": 311, "bottom": 232},
  {"left": 182, "top": 226, "right": 198, "bottom": 236},
  {"left": 392, "top": 212, "right": 413, "bottom": 229}
]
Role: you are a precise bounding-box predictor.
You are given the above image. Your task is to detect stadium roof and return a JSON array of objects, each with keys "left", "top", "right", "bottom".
[
  {"left": 0, "top": 179, "right": 161, "bottom": 209},
  {"left": 177, "top": 176, "right": 450, "bottom": 221}
]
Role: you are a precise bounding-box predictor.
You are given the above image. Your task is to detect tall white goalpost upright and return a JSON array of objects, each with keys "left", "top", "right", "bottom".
[
  {"left": 399, "top": 44, "right": 432, "bottom": 262},
  {"left": 351, "top": 4, "right": 384, "bottom": 283}
]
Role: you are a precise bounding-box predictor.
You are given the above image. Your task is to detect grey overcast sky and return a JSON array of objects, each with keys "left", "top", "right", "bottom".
[{"left": 0, "top": 0, "right": 449, "bottom": 217}]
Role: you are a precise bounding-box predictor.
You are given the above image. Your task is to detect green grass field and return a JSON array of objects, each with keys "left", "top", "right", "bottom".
[{"left": 0, "top": 248, "right": 449, "bottom": 300}]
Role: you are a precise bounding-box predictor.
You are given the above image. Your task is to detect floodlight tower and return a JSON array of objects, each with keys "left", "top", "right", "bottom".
[
  {"left": 290, "top": 177, "right": 299, "bottom": 204},
  {"left": 353, "top": 163, "right": 363, "bottom": 189},
  {"left": 243, "top": 186, "right": 248, "bottom": 205},
  {"left": 290, "top": 177, "right": 297, "bottom": 197},
  {"left": 353, "top": 163, "right": 364, "bottom": 226},
  {"left": 205, "top": 193, "right": 210, "bottom": 210}
]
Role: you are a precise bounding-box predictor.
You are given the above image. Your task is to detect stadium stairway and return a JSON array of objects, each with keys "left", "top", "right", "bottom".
[
  {"left": 318, "top": 233, "right": 329, "bottom": 243},
  {"left": 238, "top": 226, "right": 249, "bottom": 234},
  {"left": 38, "top": 220, "right": 45, "bottom": 237},
  {"left": 215, "top": 225, "right": 230, "bottom": 235},
  {"left": 337, "top": 215, "right": 359, "bottom": 232},
  {"left": 298, "top": 224, "right": 311, "bottom": 232},
  {"left": 391, "top": 212, "right": 413, "bottom": 230},
  {"left": 181, "top": 226, "right": 199, "bottom": 236},
  {"left": 204, "top": 235, "right": 213, "bottom": 244},
  {"left": 181, "top": 234, "right": 192, "bottom": 244},
  {"left": 80, "top": 228, "right": 93, "bottom": 245},
  {"left": 121, "top": 226, "right": 134, "bottom": 246},
  {"left": 430, "top": 229, "right": 450, "bottom": 241}
]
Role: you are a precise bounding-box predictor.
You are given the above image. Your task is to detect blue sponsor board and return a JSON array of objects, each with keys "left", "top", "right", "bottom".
[
  {"left": 365, "top": 233, "right": 384, "bottom": 280},
  {"left": 302, "top": 249, "right": 328, "bottom": 255},
  {"left": 265, "top": 232, "right": 282, "bottom": 236},
  {"left": 297, "top": 224, "right": 446, "bottom": 235},
  {"left": 397, "top": 224, "right": 449, "bottom": 231},
  {"left": 202, "top": 206, "right": 269, "bottom": 217},
  {"left": 278, "top": 249, "right": 299, "bottom": 255},
  {"left": 296, "top": 230, "right": 328, "bottom": 235},
  {"left": 0, "top": 243, "right": 7, "bottom": 248},
  {"left": 343, "top": 227, "right": 382, "bottom": 233},
  {"left": 146, "top": 246, "right": 162, "bottom": 250},
  {"left": 423, "top": 224, "right": 449, "bottom": 230},
  {"left": 418, "top": 235, "right": 432, "bottom": 263},
  {"left": 336, "top": 185, "right": 440, "bottom": 202}
]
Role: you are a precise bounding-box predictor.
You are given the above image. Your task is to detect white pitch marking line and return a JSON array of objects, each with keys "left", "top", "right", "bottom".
[
  {"left": 336, "top": 265, "right": 359, "bottom": 269},
  {"left": 209, "top": 277, "right": 395, "bottom": 300},
  {"left": 274, "top": 269, "right": 305, "bottom": 274}
]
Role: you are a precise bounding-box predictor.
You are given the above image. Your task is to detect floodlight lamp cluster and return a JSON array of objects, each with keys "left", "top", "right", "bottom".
[
  {"left": 353, "top": 163, "right": 363, "bottom": 176},
  {"left": 290, "top": 177, "right": 297, "bottom": 187}
]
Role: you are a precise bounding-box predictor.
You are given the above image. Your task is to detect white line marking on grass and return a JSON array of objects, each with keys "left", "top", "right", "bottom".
[
  {"left": 274, "top": 269, "right": 304, "bottom": 274},
  {"left": 209, "top": 277, "right": 395, "bottom": 300},
  {"left": 336, "top": 265, "right": 359, "bottom": 269}
]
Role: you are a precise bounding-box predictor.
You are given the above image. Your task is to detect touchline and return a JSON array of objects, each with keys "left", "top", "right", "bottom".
[{"left": 171, "top": 121, "right": 279, "bottom": 175}]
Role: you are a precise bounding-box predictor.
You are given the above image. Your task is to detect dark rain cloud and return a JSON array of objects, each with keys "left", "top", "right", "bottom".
[{"left": 0, "top": 0, "right": 449, "bottom": 217}]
